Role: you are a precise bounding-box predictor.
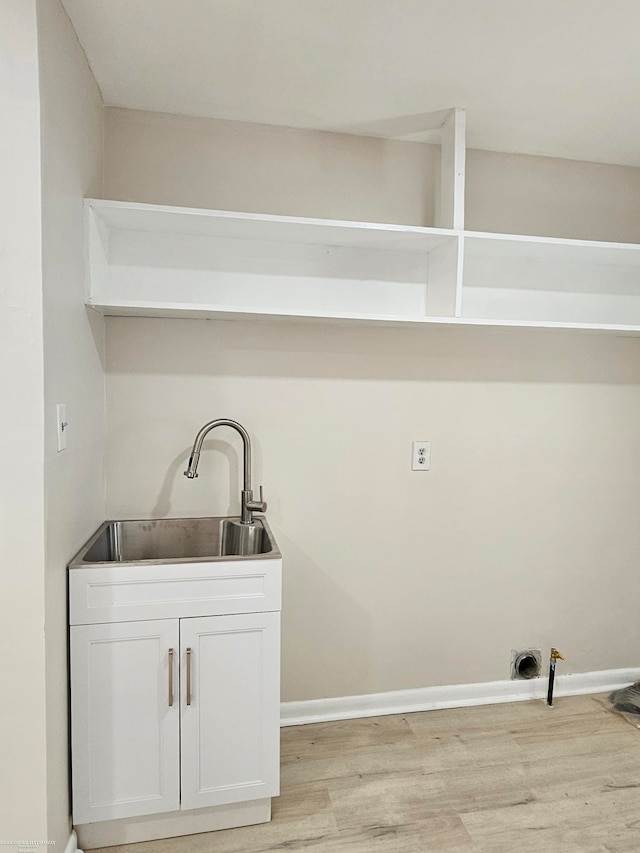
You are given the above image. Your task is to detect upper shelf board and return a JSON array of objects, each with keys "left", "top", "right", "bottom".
[
  {"left": 87, "top": 199, "right": 456, "bottom": 253},
  {"left": 464, "top": 230, "right": 640, "bottom": 266}
]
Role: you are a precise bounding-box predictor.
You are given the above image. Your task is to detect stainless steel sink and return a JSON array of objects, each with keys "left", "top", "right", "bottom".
[{"left": 69, "top": 516, "right": 280, "bottom": 567}]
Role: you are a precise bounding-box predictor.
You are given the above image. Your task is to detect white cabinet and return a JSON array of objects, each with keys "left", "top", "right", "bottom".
[
  {"left": 69, "top": 551, "right": 282, "bottom": 837},
  {"left": 180, "top": 612, "right": 280, "bottom": 810},
  {"left": 71, "top": 611, "right": 280, "bottom": 825},
  {"left": 70, "top": 619, "right": 180, "bottom": 823}
]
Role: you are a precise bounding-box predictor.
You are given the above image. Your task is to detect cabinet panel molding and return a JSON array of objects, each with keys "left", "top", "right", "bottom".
[
  {"left": 71, "top": 619, "right": 180, "bottom": 824},
  {"left": 69, "top": 558, "right": 281, "bottom": 625},
  {"left": 180, "top": 612, "right": 281, "bottom": 810}
]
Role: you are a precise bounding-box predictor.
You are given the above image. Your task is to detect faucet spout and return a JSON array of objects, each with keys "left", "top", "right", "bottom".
[
  {"left": 184, "top": 450, "right": 200, "bottom": 478},
  {"left": 183, "top": 419, "right": 266, "bottom": 523}
]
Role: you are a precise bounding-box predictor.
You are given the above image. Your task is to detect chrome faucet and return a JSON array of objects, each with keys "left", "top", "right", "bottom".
[{"left": 184, "top": 418, "right": 267, "bottom": 524}]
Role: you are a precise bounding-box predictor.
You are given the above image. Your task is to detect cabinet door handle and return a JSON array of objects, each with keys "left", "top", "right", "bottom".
[
  {"left": 186, "top": 647, "right": 192, "bottom": 706},
  {"left": 168, "top": 648, "right": 174, "bottom": 707}
]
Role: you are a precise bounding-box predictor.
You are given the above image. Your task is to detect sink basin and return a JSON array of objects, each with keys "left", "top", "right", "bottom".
[{"left": 69, "top": 516, "right": 279, "bottom": 567}]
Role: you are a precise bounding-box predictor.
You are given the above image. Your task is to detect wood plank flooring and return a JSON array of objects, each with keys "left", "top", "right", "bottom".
[{"left": 91, "top": 694, "right": 640, "bottom": 852}]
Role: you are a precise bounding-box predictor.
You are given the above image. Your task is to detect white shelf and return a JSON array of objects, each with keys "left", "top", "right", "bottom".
[
  {"left": 87, "top": 299, "right": 640, "bottom": 335},
  {"left": 86, "top": 199, "right": 640, "bottom": 333},
  {"left": 85, "top": 199, "right": 640, "bottom": 335},
  {"left": 462, "top": 231, "right": 640, "bottom": 328},
  {"left": 86, "top": 199, "right": 461, "bottom": 322},
  {"left": 83, "top": 103, "right": 640, "bottom": 335}
]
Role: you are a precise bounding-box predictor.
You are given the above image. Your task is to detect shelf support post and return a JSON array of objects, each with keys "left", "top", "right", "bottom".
[{"left": 435, "top": 108, "right": 466, "bottom": 231}]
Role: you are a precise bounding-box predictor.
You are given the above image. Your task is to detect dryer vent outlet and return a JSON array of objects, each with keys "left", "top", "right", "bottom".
[{"left": 511, "top": 648, "right": 542, "bottom": 680}]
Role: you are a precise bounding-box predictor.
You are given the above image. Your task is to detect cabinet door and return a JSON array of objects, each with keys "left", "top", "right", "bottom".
[
  {"left": 180, "top": 612, "right": 280, "bottom": 810},
  {"left": 70, "top": 619, "right": 180, "bottom": 824}
]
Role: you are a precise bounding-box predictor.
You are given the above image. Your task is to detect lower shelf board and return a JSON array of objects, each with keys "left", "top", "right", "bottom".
[{"left": 88, "top": 300, "right": 640, "bottom": 335}]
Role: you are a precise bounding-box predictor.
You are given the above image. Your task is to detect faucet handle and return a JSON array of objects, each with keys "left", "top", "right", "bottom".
[{"left": 246, "top": 485, "right": 267, "bottom": 514}]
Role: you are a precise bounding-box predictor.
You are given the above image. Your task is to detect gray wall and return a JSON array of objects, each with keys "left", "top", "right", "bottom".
[
  {"left": 103, "top": 107, "right": 640, "bottom": 701},
  {"left": 0, "top": 0, "right": 47, "bottom": 838},
  {"left": 39, "top": 0, "right": 104, "bottom": 845}
]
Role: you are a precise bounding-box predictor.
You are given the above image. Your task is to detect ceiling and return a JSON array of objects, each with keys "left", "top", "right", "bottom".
[{"left": 61, "top": 0, "right": 640, "bottom": 167}]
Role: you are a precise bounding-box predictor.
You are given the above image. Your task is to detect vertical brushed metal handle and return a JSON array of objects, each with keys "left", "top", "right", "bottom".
[
  {"left": 168, "top": 648, "right": 174, "bottom": 707},
  {"left": 186, "top": 647, "right": 192, "bottom": 706}
]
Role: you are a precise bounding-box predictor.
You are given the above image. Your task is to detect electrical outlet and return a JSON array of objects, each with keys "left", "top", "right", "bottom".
[{"left": 412, "top": 441, "right": 430, "bottom": 471}]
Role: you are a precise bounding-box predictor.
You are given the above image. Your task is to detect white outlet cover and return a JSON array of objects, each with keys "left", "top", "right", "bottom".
[{"left": 412, "top": 441, "right": 430, "bottom": 471}]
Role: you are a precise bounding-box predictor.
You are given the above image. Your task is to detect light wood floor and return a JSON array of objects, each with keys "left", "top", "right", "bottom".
[{"left": 93, "top": 694, "right": 640, "bottom": 852}]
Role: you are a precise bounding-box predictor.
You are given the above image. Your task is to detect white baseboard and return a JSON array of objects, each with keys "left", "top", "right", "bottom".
[
  {"left": 64, "top": 831, "right": 80, "bottom": 853},
  {"left": 280, "top": 667, "right": 640, "bottom": 727},
  {"left": 75, "top": 800, "right": 270, "bottom": 849}
]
